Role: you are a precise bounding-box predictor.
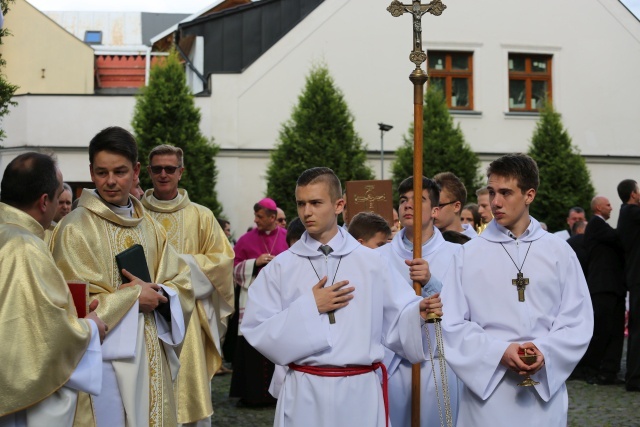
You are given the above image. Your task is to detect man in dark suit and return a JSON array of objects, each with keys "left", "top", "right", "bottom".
[
  {"left": 617, "top": 180, "right": 640, "bottom": 392},
  {"left": 567, "top": 220, "right": 588, "bottom": 277},
  {"left": 582, "top": 196, "right": 626, "bottom": 385}
]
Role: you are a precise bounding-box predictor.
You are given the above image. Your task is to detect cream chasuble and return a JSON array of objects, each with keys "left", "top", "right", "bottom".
[
  {"left": 0, "top": 203, "right": 95, "bottom": 425},
  {"left": 142, "top": 189, "right": 234, "bottom": 424},
  {"left": 50, "top": 190, "right": 195, "bottom": 427}
]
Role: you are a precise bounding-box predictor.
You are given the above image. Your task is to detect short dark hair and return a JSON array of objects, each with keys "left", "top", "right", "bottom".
[
  {"left": 441, "top": 230, "right": 471, "bottom": 245},
  {"left": 253, "top": 203, "right": 276, "bottom": 217},
  {"left": 286, "top": 217, "right": 306, "bottom": 246},
  {"left": 486, "top": 153, "right": 539, "bottom": 192},
  {"left": 568, "top": 206, "right": 585, "bottom": 216},
  {"left": 397, "top": 176, "right": 440, "bottom": 208},
  {"left": 617, "top": 179, "right": 638, "bottom": 203},
  {"left": 89, "top": 126, "right": 138, "bottom": 166},
  {"left": 1, "top": 152, "right": 59, "bottom": 209},
  {"left": 217, "top": 217, "right": 230, "bottom": 229},
  {"left": 296, "top": 167, "right": 342, "bottom": 202},
  {"left": 433, "top": 172, "right": 467, "bottom": 206},
  {"left": 348, "top": 212, "right": 392, "bottom": 241}
]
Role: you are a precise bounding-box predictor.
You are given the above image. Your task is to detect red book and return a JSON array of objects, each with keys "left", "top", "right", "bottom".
[{"left": 67, "top": 281, "right": 89, "bottom": 318}]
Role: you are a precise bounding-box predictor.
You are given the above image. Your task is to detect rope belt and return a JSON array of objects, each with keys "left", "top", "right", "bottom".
[{"left": 288, "top": 362, "right": 389, "bottom": 427}]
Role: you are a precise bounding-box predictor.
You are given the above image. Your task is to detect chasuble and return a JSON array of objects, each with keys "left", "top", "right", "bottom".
[
  {"left": 377, "top": 226, "right": 461, "bottom": 427},
  {"left": 0, "top": 203, "right": 100, "bottom": 426},
  {"left": 441, "top": 218, "right": 593, "bottom": 427},
  {"left": 142, "top": 189, "right": 234, "bottom": 424},
  {"left": 50, "top": 190, "right": 194, "bottom": 427},
  {"left": 241, "top": 228, "right": 427, "bottom": 427}
]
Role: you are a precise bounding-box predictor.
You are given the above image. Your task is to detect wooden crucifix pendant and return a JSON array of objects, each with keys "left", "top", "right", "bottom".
[{"left": 512, "top": 272, "right": 529, "bottom": 302}]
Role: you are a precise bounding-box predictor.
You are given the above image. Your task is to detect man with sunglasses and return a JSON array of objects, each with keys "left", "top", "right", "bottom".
[
  {"left": 142, "top": 144, "right": 234, "bottom": 427},
  {"left": 276, "top": 207, "right": 287, "bottom": 228}
]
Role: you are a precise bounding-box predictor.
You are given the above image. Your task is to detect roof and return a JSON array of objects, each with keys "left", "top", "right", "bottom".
[{"left": 178, "top": 0, "right": 325, "bottom": 74}]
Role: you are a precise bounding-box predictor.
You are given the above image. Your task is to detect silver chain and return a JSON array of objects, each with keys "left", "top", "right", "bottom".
[{"left": 423, "top": 321, "right": 453, "bottom": 427}]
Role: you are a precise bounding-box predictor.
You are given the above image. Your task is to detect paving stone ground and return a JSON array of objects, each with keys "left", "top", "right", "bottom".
[{"left": 209, "top": 341, "right": 640, "bottom": 426}]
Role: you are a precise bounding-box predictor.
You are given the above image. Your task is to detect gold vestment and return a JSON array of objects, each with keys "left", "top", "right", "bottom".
[
  {"left": 142, "top": 189, "right": 234, "bottom": 423},
  {"left": 50, "top": 190, "right": 194, "bottom": 427},
  {"left": 0, "top": 203, "right": 93, "bottom": 420}
]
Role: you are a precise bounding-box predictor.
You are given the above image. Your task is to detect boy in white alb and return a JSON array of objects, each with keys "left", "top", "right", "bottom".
[{"left": 241, "top": 167, "right": 442, "bottom": 427}]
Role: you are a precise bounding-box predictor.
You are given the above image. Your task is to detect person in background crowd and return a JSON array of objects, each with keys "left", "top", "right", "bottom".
[
  {"left": 554, "top": 207, "right": 586, "bottom": 240},
  {"left": 230, "top": 197, "right": 288, "bottom": 407},
  {"left": 616, "top": 179, "right": 640, "bottom": 392},
  {"left": 581, "top": 196, "right": 626, "bottom": 386},
  {"left": 276, "top": 208, "right": 287, "bottom": 228}
]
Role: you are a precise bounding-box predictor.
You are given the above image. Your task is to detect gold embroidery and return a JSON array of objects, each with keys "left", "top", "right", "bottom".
[
  {"left": 145, "top": 313, "right": 162, "bottom": 427},
  {"left": 103, "top": 221, "right": 163, "bottom": 424},
  {"left": 150, "top": 211, "right": 183, "bottom": 251}
]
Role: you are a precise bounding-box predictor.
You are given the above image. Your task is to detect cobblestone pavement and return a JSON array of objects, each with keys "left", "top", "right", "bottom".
[{"left": 209, "top": 370, "right": 639, "bottom": 426}]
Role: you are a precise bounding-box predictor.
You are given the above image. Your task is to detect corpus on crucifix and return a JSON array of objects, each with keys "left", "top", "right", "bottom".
[{"left": 387, "top": 0, "right": 447, "bottom": 68}]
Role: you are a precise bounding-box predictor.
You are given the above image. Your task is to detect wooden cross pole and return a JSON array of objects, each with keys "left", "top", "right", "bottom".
[{"left": 386, "top": 1, "right": 446, "bottom": 426}]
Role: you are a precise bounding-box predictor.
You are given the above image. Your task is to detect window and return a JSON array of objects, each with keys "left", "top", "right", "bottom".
[
  {"left": 508, "top": 54, "right": 552, "bottom": 112},
  {"left": 427, "top": 51, "right": 473, "bottom": 110},
  {"left": 84, "top": 31, "right": 103, "bottom": 44}
]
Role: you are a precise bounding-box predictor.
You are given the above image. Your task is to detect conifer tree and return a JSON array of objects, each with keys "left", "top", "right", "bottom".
[
  {"left": 266, "top": 64, "right": 374, "bottom": 217},
  {"left": 528, "top": 103, "right": 594, "bottom": 232},
  {"left": 391, "top": 84, "right": 481, "bottom": 206},
  {"left": 132, "top": 50, "right": 221, "bottom": 216},
  {"left": 0, "top": 0, "right": 19, "bottom": 141}
]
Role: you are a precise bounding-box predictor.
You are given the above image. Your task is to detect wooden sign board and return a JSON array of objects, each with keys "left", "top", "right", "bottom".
[{"left": 345, "top": 180, "right": 394, "bottom": 226}]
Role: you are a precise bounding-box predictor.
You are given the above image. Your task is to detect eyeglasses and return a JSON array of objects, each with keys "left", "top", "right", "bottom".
[
  {"left": 277, "top": 218, "right": 286, "bottom": 223},
  {"left": 149, "top": 165, "right": 181, "bottom": 175},
  {"left": 438, "top": 200, "right": 458, "bottom": 208}
]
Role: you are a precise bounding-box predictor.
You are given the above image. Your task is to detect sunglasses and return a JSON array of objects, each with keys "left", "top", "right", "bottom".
[
  {"left": 277, "top": 218, "right": 286, "bottom": 223},
  {"left": 149, "top": 165, "right": 181, "bottom": 175}
]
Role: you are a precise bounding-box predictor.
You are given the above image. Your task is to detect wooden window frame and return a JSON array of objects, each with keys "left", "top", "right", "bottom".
[
  {"left": 427, "top": 51, "right": 474, "bottom": 111},
  {"left": 508, "top": 54, "right": 553, "bottom": 112}
]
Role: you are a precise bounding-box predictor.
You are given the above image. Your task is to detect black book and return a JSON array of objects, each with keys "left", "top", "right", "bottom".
[
  {"left": 115, "top": 244, "right": 171, "bottom": 321},
  {"left": 115, "top": 244, "right": 152, "bottom": 284}
]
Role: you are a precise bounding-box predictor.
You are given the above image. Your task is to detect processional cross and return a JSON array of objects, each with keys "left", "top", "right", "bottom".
[
  {"left": 386, "top": 2, "right": 450, "bottom": 427},
  {"left": 387, "top": 0, "right": 447, "bottom": 69},
  {"left": 512, "top": 272, "right": 530, "bottom": 302}
]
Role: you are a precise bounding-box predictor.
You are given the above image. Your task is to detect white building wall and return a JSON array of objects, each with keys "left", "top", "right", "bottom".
[
  {"left": 2, "top": 0, "right": 639, "bottom": 232},
  {"left": 206, "top": 0, "right": 640, "bottom": 231}
]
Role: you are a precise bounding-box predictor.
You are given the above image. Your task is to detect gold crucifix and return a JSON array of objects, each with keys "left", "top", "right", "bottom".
[
  {"left": 354, "top": 185, "right": 387, "bottom": 210},
  {"left": 387, "top": 0, "right": 447, "bottom": 69},
  {"left": 512, "top": 272, "right": 530, "bottom": 302}
]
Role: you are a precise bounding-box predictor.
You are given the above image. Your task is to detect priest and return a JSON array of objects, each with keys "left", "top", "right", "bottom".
[
  {"left": 0, "top": 153, "right": 106, "bottom": 426},
  {"left": 441, "top": 154, "right": 593, "bottom": 426},
  {"left": 377, "top": 175, "right": 460, "bottom": 427},
  {"left": 142, "top": 144, "right": 234, "bottom": 426},
  {"left": 50, "top": 127, "right": 195, "bottom": 427},
  {"left": 240, "top": 167, "right": 442, "bottom": 427}
]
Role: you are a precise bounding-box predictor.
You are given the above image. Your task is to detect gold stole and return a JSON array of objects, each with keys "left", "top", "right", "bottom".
[{"left": 103, "top": 221, "right": 170, "bottom": 427}]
